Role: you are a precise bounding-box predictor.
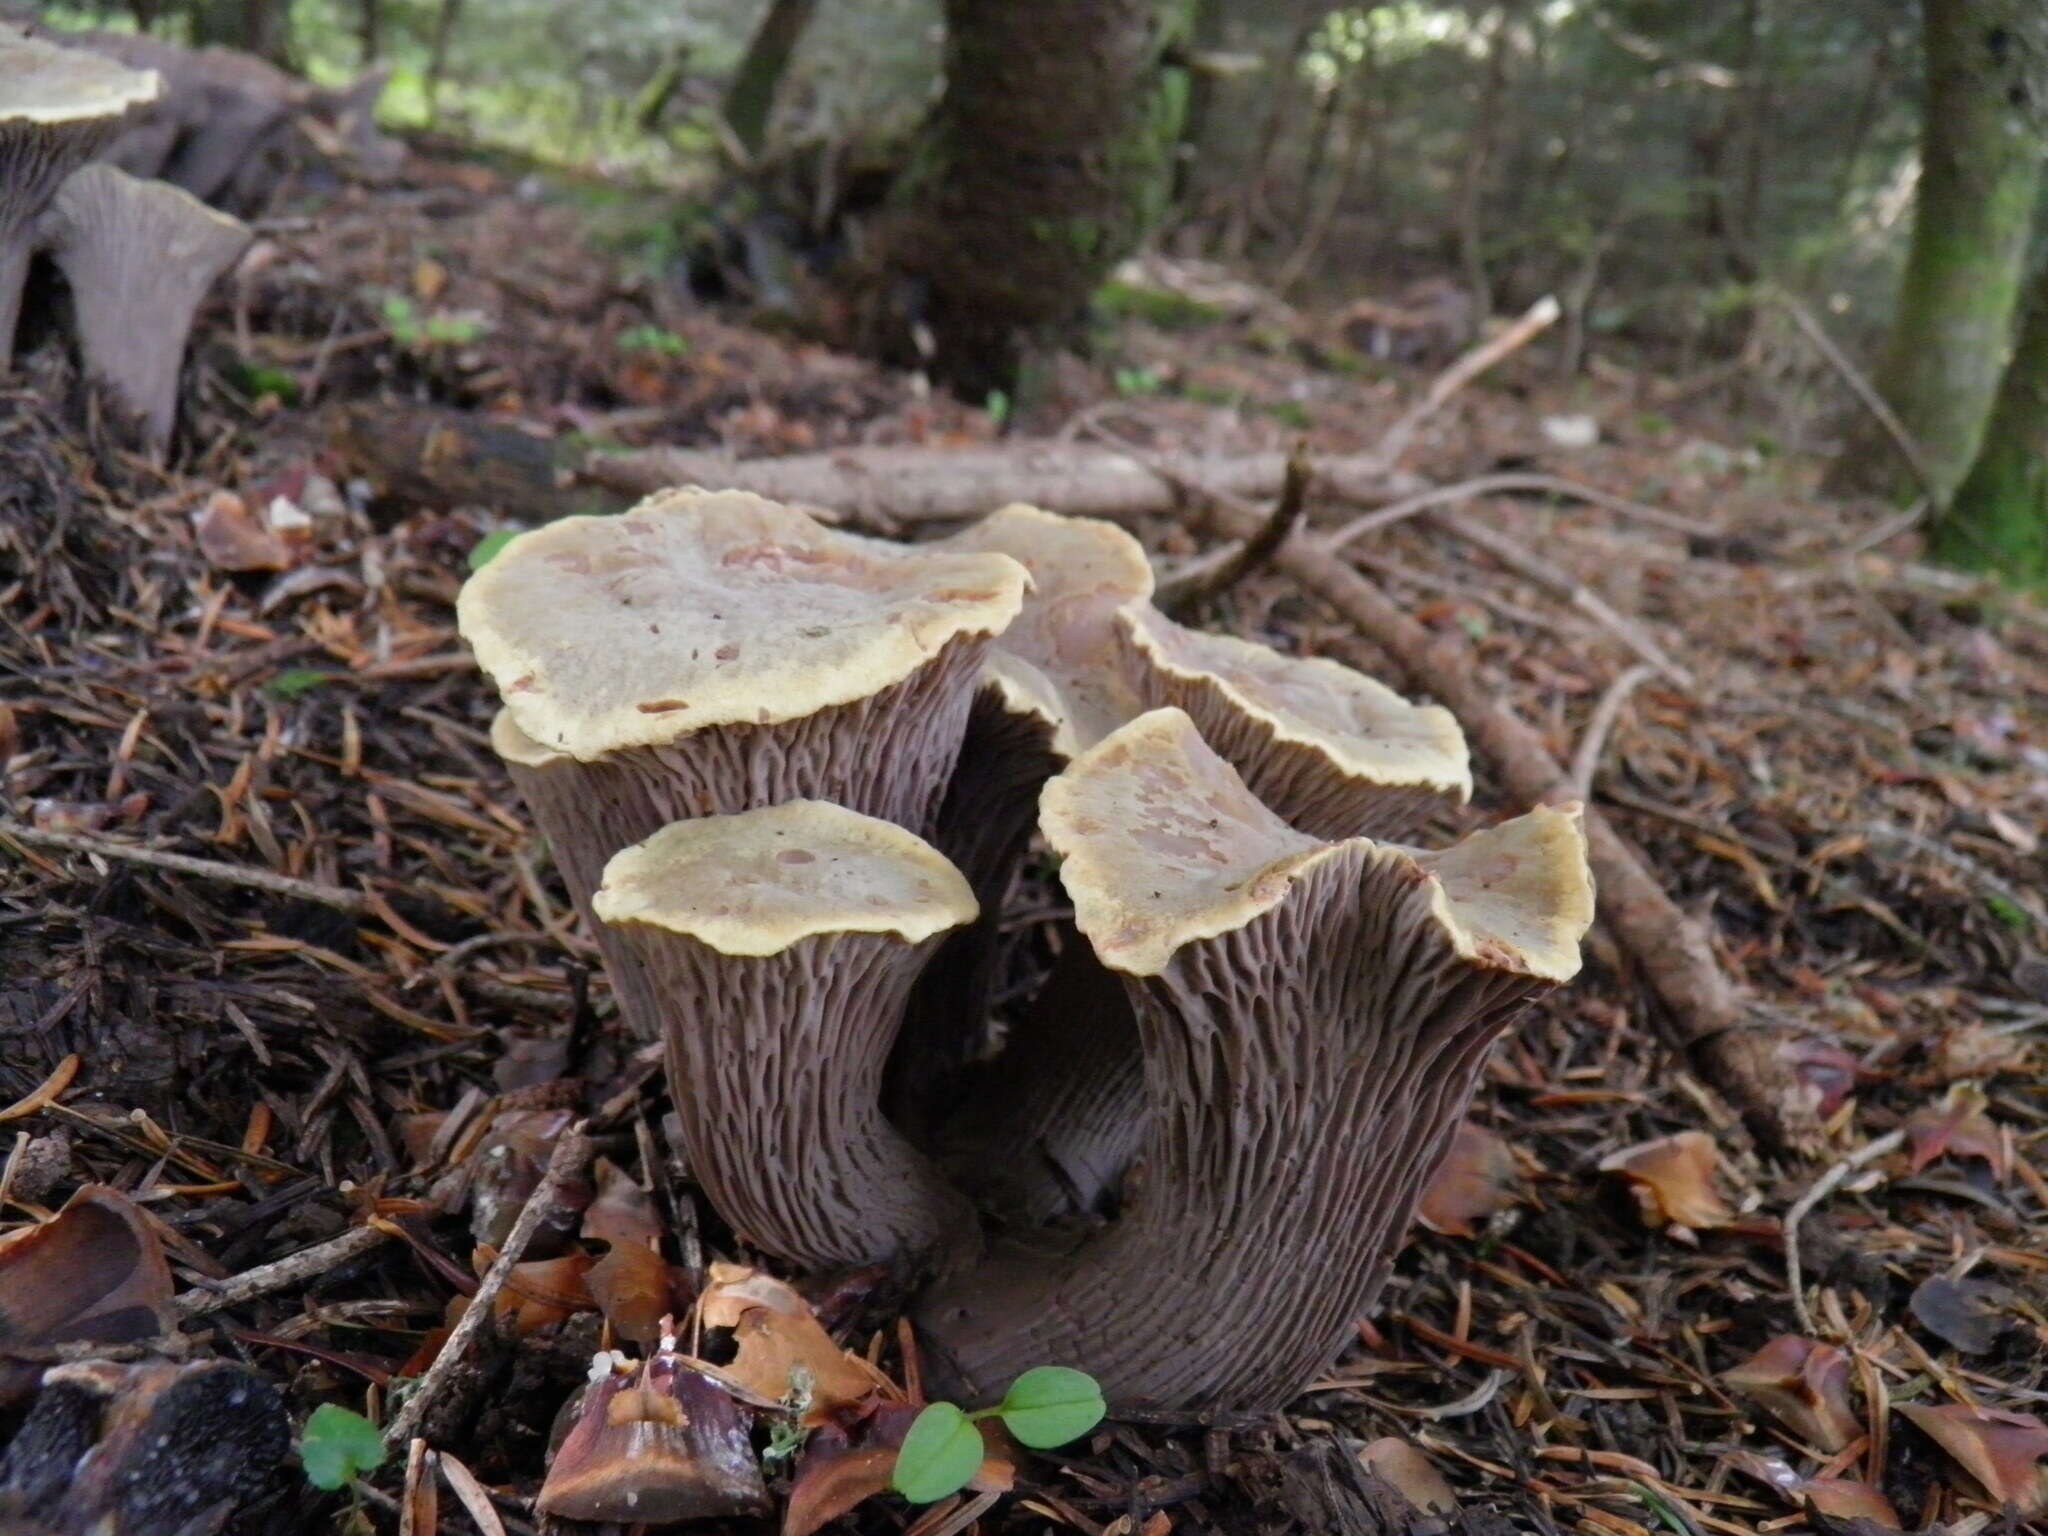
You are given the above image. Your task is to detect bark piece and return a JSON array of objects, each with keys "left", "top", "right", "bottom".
[
  {"left": 0, "top": 1359, "right": 289, "bottom": 1535},
  {"left": 593, "top": 800, "right": 981, "bottom": 1269},
  {"left": 917, "top": 709, "right": 1592, "bottom": 1409},
  {"left": 40, "top": 163, "right": 252, "bottom": 454},
  {"left": 0, "top": 26, "right": 159, "bottom": 353}
]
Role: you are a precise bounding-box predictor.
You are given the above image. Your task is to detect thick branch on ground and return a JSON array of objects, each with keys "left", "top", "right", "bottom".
[
  {"left": 581, "top": 443, "right": 1424, "bottom": 523},
  {"left": 1245, "top": 523, "right": 1822, "bottom": 1152},
  {"left": 0, "top": 27, "right": 159, "bottom": 353},
  {"left": 918, "top": 710, "right": 1594, "bottom": 1409},
  {"left": 40, "top": 163, "right": 252, "bottom": 454}
]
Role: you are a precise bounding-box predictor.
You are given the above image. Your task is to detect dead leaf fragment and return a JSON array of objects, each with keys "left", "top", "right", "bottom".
[
  {"left": 479, "top": 1249, "right": 594, "bottom": 1336},
  {"left": 0, "top": 1184, "right": 177, "bottom": 1402},
  {"left": 1909, "top": 1275, "right": 2009, "bottom": 1355},
  {"left": 1415, "top": 1122, "right": 1519, "bottom": 1237},
  {"left": 1904, "top": 1082, "right": 2010, "bottom": 1180},
  {"left": 723, "top": 1303, "right": 893, "bottom": 1423},
  {"left": 586, "top": 1241, "right": 687, "bottom": 1349},
  {"left": 1358, "top": 1437, "right": 1458, "bottom": 1514},
  {"left": 1896, "top": 1402, "right": 2048, "bottom": 1515},
  {"left": 193, "top": 490, "right": 292, "bottom": 572},
  {"left": 1599, "top": 1130, "right": 1735, "bottom": 1231},
  {"left": 784, "top": 1403, "right": 1013, "bottom": 1536},
  {"left": 1724, "top": 1450, "right": 1901, "bottom": 1529},
  {"left": 581, "top": 1158, "right": 665, "bottom": 1249},
  {"left": 1721, "top": 1336, "right": 1859, "bottom": 1452},
  {"left": 699, "top": 1261, "right": 810, "bottom": 1327}
]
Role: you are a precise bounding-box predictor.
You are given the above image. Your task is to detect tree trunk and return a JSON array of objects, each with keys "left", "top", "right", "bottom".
[
  {"left": 1937, "top": 259, "right": 2048, "bottom": 581},
  {"left": 721, "top": 0, "right": 819, "bottom": 158},
  {"left": 883, "top": 0, "right": 1197, "bottom": 396},
  {"left": 1829, "top": 0, "right": 2044, "bottom": 501}
]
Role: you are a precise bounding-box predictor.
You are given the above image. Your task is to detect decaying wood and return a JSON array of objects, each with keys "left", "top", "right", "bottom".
[
  {"left": 331, "top": 402, "right": 584, "bottom": 522},
  {"left": 580, "top": 441, "right": 1424, "bottom": 522}
]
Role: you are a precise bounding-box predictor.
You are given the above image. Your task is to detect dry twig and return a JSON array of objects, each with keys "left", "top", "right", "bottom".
[
  {"left": 1155, "top": 444, "right": 1311, "bottom": 615},
  {"left": 1371, "top": 295, "right": 1561, "bottom": 469},
  {"left": 1568, "top": 664, "right": 1656, "bottom": 801},
  {"left": 174, "top": 1222, "right": 394, "bottom": 1318},
  {"left": 1327, "top": 471, "right": 1718, "bottom": 549},
  {"left": 384, "top": 1124, "right": 594, "bottom": 1447},
  {"left": 0, "top": 817, "right": 372, "bottom": 914},
  {"left": 1783, "top": 1129, "right": 1906, "bottom": 1335}
]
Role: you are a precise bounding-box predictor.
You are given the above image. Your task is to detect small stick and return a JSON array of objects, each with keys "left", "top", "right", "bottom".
[
  {"left": 174, "top": 1222, "right": 394, "bottom": 1317},
  {"left": 1437, "top": 509, "right": 1694, "bottom": 687},
  {"left": 1568, "top": 664, "right": 1656, "bottom": 801},
  {"left": 1784, "top": 1128, "right": 1904, "bottom": 1336},
  {"left": 1327, "top": 470, "right": 1718, "bottom": 551},
  {"left": 0, "top": 818, "right": 370, "bottom": 915},
  {"left": 1156, "top": 443, "right": 1311, "bottom": 615},
  {"left": 384, "top": 1124, "right": 593, "bottom": 1447},
  {"left": 1372, "top": 294, "right": 1562, "bottom": 469},
  {"left": 1770, "top": 286, "right": 1939, "bottom": 504}
]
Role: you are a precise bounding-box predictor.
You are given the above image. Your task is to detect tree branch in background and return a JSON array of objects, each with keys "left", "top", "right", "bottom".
[{"left": 721, "top": 0, "right": 820, "bottom": 160}]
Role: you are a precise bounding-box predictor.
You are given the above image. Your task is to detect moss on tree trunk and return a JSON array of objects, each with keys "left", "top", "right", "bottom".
[
  {"left": 885, "top": 0, "right": 1195, "bottom": 397},
  {"left": 1937, "top": 261, "right": 2048, "bottom": 583},
  {"left": 1831, "top": 0, "right": 2044, "bottom": 502}
]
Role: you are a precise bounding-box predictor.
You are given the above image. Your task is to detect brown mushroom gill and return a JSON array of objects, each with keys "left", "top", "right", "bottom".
[
  {"left": 0, "top": 27, "right": 159, "bottom": 352},
  {"left": 922, "top": 504, "right": 1474, "bottom": 1222},
  {"left": 461, "top": 489, "right": 1027, "bottom": 1049},
  {"left": 915, "top": 709, "right": 1592, "bottom": 1410},
  {"left": 593, "top": 801, "right": 981, "bottom": 1270}
]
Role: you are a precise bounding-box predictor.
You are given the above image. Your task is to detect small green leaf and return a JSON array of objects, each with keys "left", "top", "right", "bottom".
[
  {"left": 467, "top": 528, "right": 523, "bottom": 570},
  {"left": 301, "top": 1404, "right": 385, "bottom": 1491},
  {"left": 994, "top": 1366, "right": 1104, "bottom": 1450},
  {"left": 268, "top": 668, "right": 337, "bottom": 700},
  {"left": 892, "top": 1401, "right": 983, "bottom": 1503}
]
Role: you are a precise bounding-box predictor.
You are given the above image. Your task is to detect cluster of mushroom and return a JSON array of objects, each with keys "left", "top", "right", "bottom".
[
  {"left": 2, "top": 26, "right": 254, "bottom": 455},
  {"left": 458, "top": 487, "right": 1595, "bottom": 1413}
]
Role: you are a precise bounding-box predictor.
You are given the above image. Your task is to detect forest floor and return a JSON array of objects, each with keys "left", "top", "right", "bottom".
[{"left": 2, "top": 143, "right": 2047, "bottom": 1536}]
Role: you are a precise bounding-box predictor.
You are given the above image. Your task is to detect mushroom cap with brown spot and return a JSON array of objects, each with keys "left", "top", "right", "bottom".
[
  {"left": 0, "top": 29, "right": 161, "bottom": 124},
  {"left": 592, "top": 801, "right": 978, "bottom": 958},
  {"left": 939, "top": 504, "right": 1153, "bottom": 749},
  {"left": 1043, "top": 708, "right": 1591, "bottom": 979},
  {"left": 458, "top": 489, "right": 1029, "bottom": 760},
  {"left": 1119, "top": 604, "right": 1473, "bottom": 801}
]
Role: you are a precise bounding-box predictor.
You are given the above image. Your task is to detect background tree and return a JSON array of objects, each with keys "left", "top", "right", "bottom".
[
  {"left": 1828, "top": 0, "right": 2044, "bottom": 502},
  {"left": 1939, "top": 256, "right": 2048, "bottom": 581},
  {"left": 881, "top": 0, "right": 1196, "bottom": 396}
]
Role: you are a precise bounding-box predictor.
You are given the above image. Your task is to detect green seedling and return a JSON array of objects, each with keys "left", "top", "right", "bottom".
[
  {"left": 892, "top": 1366, "right": 1105, "bottom": 1504},
  {"left": 301, "top": 1404, "right": 385, "bottom": 1491}
]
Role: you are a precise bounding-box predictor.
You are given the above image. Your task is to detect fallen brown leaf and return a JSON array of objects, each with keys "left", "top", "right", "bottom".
[
  {"left": 581, "top": 1158, "right": 665, "bottom": 1249},
  {"left": 1721, "top": 1336, "right": 1859, "bottom": 1452},
  {"left": 724, "top": 1304, "right": 894, "bottom": 1423},
  {"left": 0, "top": 1184, "right": 177, "bottom": 1402},
  {"left": 192, "top": 490, "right": 293, "bottom": 572},
  {"left": 478, "top": 1249, "right": 594, "bottom": 1336},
  {"left": 1909, "top": 1275, "right": 2010, "bottom": 1356},
  {"left": 1415, "top": 1122, "right": 1519, "bottom": 1238},
  {"left": 1358, "top": 1437, "right": 1458, "bottom": 1513},
  {"left": 586, "top": 1241, "right": 687, "bottom": 1349},
  {"left": 1599, "top": 1130, "right": 1735, "bottom": 1231},
  {"left": 1904, "top": 1083, "right": 2009, "bottom": 1180},
  {"left": 784, "top": 1403, "right": 1014, "bottom": 1536},
  {"left": 1896, "top": 1402, "right": 2048, "bottom": 1515}
]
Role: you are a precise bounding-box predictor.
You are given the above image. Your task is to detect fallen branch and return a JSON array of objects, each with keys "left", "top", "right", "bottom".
[
  {"left": 1372, "top": 295, "right": 1562, "bottom": 470},
  {"left": 1769, "top": 286, "right": 1940, "bottom": 505},
  {"left": 580, "top": 442, "right": 1425, "bottom": 522},
  {"left": 384, "top": 1124, "right": 594, "bottom": 1447},
  {"left": 1231, "top": 523, "right": 1816, "bottom": 1152},
  {"left": 1436, "top": 509, "right": 1694, "bottom": 687},
  {"left": 1782, "top": 1128, "right": 1905, "bottom": 1336},
  {"left": 174, "top": 1223, "right": 393, "bottom": 1318},
  {"left": 1568, "top": 664, "right": 1656, "bottom": 801},
  {"left": 0, "top": 819, "right": 370, "bottom": 915},
  {"left": 1326, "top": 471, "right": 1719, "bottom": 548},
  {"left": 1154, "top": 443, "right": 1311, "bottom": 615}
]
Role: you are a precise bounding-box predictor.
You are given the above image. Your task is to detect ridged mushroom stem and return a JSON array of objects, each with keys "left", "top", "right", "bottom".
[
  {"left": 593, "top": 803, "right": 982, "bottom": 1271},
  {"left": 40, "top": 164, "right": 250, "bottom": 454},
  {"left": 916, "top": 711, "right": 1592, "bottom": 1410},
  {"left": 0, "top": 28, "right": 160, "bottom": 353}
]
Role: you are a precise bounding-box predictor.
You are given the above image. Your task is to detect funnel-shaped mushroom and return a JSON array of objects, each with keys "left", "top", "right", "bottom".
[
  {"left": 925, "top": 505, "right": 1473, "bottom": 1221},
  {"left": 463, "top": 489, "right": 1026, "bottom": 929},
  {"left": 1117, "top": 603, "right": 1470, "bottom": 838},
  {"left": 0, "top": 28, "right": 158, "bottom": 353},
  {"left": 916, "top": 709, "right": 1592, "bottom": 1410},
  {"left": 593, "top": 801, "right": 981, "bottom": 1269},
  {"left": 39, "top": 163, "right": 251, "bottom": 455}
]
